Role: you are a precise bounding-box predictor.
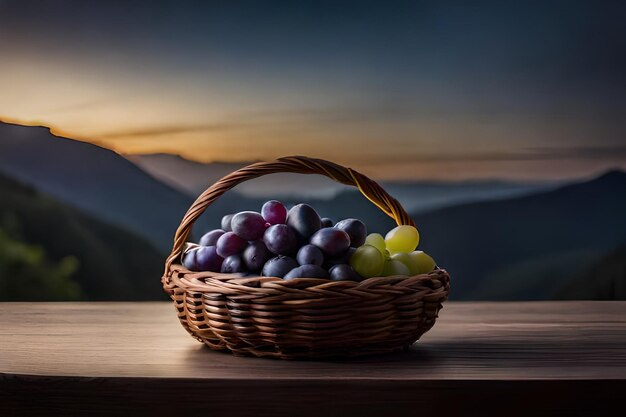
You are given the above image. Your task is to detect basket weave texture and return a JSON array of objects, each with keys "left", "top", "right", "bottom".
[{"left": 162, "top": 156, "right": 450, "bottom": 359}]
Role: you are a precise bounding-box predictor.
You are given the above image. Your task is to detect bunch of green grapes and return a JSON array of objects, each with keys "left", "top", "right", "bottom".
[{"left": 349, "top": 225, "right": 437, "bottom": 278}]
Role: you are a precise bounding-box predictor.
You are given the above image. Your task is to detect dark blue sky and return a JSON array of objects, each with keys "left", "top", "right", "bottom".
[{"left": 1, "top": 0, "right": 624, "bottom": 179}]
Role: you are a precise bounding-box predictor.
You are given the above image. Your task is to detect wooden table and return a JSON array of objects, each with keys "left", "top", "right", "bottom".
[{"left": 1, "top": 302, "right": 625, "bottom": 416}]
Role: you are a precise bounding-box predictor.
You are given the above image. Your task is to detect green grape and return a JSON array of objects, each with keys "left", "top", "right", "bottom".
[
  {"left": 385, "top": 225, "right": 419, "bottom": 254},
  {"left": 408, "top": 250, "right": 436, "bottom": 274},
  {"left": 349, "top": 244, "right": 384, "bottom": 278},
  {"left": 382, "top": 259, "right": 411, "bottom": 277},
  {"left": 391, "top": 252, "right": 419, "bottom": 275},
  {"left": 364, "top": 233, "right": 386, "bottom": 254}
]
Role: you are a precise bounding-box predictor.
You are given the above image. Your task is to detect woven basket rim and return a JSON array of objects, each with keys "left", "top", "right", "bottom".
[{"left": 164, "top": 263, "right": 450, "bottom": 302}]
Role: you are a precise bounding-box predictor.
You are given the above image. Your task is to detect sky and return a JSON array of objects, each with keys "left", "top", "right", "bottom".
[{"left": 0, "top": 0, "right": 625, "bottom": 180}]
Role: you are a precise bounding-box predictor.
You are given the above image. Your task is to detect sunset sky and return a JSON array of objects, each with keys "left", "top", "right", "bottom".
[{"left": 1, "top": 0, "right": 625, "bottom": 180}]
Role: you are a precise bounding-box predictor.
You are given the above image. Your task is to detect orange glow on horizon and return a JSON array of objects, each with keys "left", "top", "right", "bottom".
[{"left": 1, "top": 117, "right": 624, "bottom": 182}]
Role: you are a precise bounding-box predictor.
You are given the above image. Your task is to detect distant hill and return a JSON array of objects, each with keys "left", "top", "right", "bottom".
[
  {"left": 0, "top": 172, "right": 166, "bottom": 301},
  {"left": 128, "top": 153, "right": 552, "bottom": 212},
  {"left": 381, "top": 180, "right": 555, "bottom": 214},
  {"left": 127, "top": 153, "right": 348, "bottom": 198},
  {"left": 412, "top": 170, "right": 626, "bottom": 300},
  {"left": 0, "top": 122, "right": 192, "bottom": 252}
]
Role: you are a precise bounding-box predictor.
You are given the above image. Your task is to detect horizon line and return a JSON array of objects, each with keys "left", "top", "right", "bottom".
[{"left": 1, "top": 117, "right": 624, "bottom": 184}]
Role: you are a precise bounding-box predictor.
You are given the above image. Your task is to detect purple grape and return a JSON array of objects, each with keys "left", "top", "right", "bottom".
[
  {"left": 182, "top": 247, "right": 199, "bottom": 270},
  {"left": 329, "top": 264, "right": 362, "bottom": 282},
  {"left": 263, "top": 224, "right": 298, "bottom": 255},
  {"left": 221, "top": 254, "right": 246, "bottom": 273},
  {"left": 221, "top": 214, "right": 234, "bottom": 232},
  {"left": 261, "top": 256, "right": 298, "bottom": 278},
  {"left": 310, "top": 228, "right": 351, "bottom": 257},
  {"left": 243, "top": 240, "right": 272, "bottom": 272},
  {"left": 231, "top": 211, "right": 266, "bottom": 241},
  {"left": 283, "top": 265, "right": 329, "bottom": 280},
  {"left": 321, "top": 218, "right": 334, "bottom": 228},
  {"left": 296, "top": 244, "right": 324, "bottom": 266},
  {"left": 325, "top": 247, "right": 357, "bottom": 268},
  {"left": 261, "top": 200, "right": 287, "bottom": 225},
  {"left": 195, "top": 246, "right": 224, "bottom": 272},
  {"left": 199, "top": 229, "right": 225, "bottom": 246},
  {"left": 286, "top": 204, "right": 321, "bottom": 239},
  {"left": 334, "top": 219, "right": 367, "bottom": 247},
  {"left": 216, "top": 231, "right": 247, "bottom": 258}
]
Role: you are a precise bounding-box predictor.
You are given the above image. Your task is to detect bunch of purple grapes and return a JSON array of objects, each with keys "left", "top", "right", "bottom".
[{"left": 182, "top": 200, "right": 366, "bottom": 281}]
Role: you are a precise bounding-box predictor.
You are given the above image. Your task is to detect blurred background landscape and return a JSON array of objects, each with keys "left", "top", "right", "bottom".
[{"left": 0, "top": 0, "right": 624, "bottom": 301}]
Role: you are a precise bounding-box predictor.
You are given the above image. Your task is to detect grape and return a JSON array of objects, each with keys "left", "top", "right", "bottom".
[
  {"left": 286, "top": 203, "right": 321, "bottom": 239},
  {"left": 321, "top": 218, "right": 334, "bottom": 228},
  {"left": 262, "top": 256, "right": 298, "bottom": 278},
  {"left": 199, "top": 229, "right": 225, "bottom": 246},
  {"left": 391, "top": 252, "right": 419, "bottom": 275},
  {"left": 385, "top": 225, "right": 419, "bottom": 254},
  {"left": 349, "top": 244, "right": 384, "bottom": 278},
  {"left": 261, "top": 200, "right": 287, "bottom": 225},
  {"left": 221, "top": 254, "right": 246, "bottom": 273},
  {"left": 310, "top": 228, "right": 351, "bottom": 257},
  {"left": 231, "top": 211, "right": 266, "bottom": 241},
  {"left": 221, "top": 214, "right": 234, "bottom": 232},
  {"left": 283, "top": 265, "right": 329, "bottom": 280},
  {"left": 382, "top": 259, "right": 411, "bottom": 277},
  {"left": 334, "top": 218, "right": 367, "bottom": 247},
  {"left": 216, "top": 232, "right": 247, "bottom": 258},
  {"left": 182, "top": 247, "right": 199, "bottom": 270},
  {"left": 263, "top": 224, "right": 298, "bottom": 255},
  {"left": 243, "top": 241, "right": 272, "bottom": 272},
  {"left": 296, "top": 244, "right": 324, "bottom": 266},
  {"left": 365, "top": 233, "right": 386, "bottom": 254},
  {"left": 408, "top": 251, "right": 436, "bottom": 274},
  {"left": 325, "top": 247, "right": 356, "bottom": 268},
  {"left": 329, "top": 264, "right": 362, "bottom": 282},
  {"left": 195, "top": 246, "right": 224, "bottom": 272}
]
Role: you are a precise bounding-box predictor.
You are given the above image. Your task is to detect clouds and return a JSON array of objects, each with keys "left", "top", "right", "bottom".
[
  {"left": 356, "top": 146, "right": 626, "bottom": 165},
  {"left": 95, "top": 123, "right": 241, "bottom": 139}
]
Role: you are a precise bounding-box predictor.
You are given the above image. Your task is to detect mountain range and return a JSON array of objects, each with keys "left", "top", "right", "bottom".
[
  {"left": 126, "top": 153, "right": 350, "bottom": 198},
  {"left": 0, "top": 122, "right": 191, "bottom": 252},
  {"left": 1, "top": 121, "right": 624, "bottom": 300},
  {"left": 129, "top": 153, "right": 553, "bottom": 213},
  {"left": 412, "top": 170, "right": 626, "bottom": 299}
]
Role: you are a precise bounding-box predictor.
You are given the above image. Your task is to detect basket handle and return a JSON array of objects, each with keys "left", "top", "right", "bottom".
[{"left": 165, "top": 155, "right": 414, "bottom": 270}]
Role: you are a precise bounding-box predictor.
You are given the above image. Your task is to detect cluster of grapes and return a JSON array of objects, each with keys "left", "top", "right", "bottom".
[{"left": 182, "top": 200, "right": 436, "bottom": 281}]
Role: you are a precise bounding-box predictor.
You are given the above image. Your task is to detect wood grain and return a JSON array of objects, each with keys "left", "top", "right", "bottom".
[{"left": 1, "top": 301, "right": 625, "bottom": 416}]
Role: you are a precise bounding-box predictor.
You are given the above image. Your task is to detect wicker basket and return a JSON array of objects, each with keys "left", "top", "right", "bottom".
[{"left": 162, "top": 156, "right": 450, "bottom": 359}]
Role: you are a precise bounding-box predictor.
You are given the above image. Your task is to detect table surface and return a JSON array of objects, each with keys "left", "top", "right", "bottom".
[
  {"left": 1, "top": 301, "right": 625, "bottom": 416},
  {"left": 1, "top": 301, "right": 625, "bottom": 380}
]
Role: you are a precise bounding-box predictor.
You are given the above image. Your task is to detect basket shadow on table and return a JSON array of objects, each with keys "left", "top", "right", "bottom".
[
  {"left": 182, "top": 338, "right": 500, "bottom": 365},
  {"left": 181, "top": 336, "right": 601, "bottom": 376}
]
